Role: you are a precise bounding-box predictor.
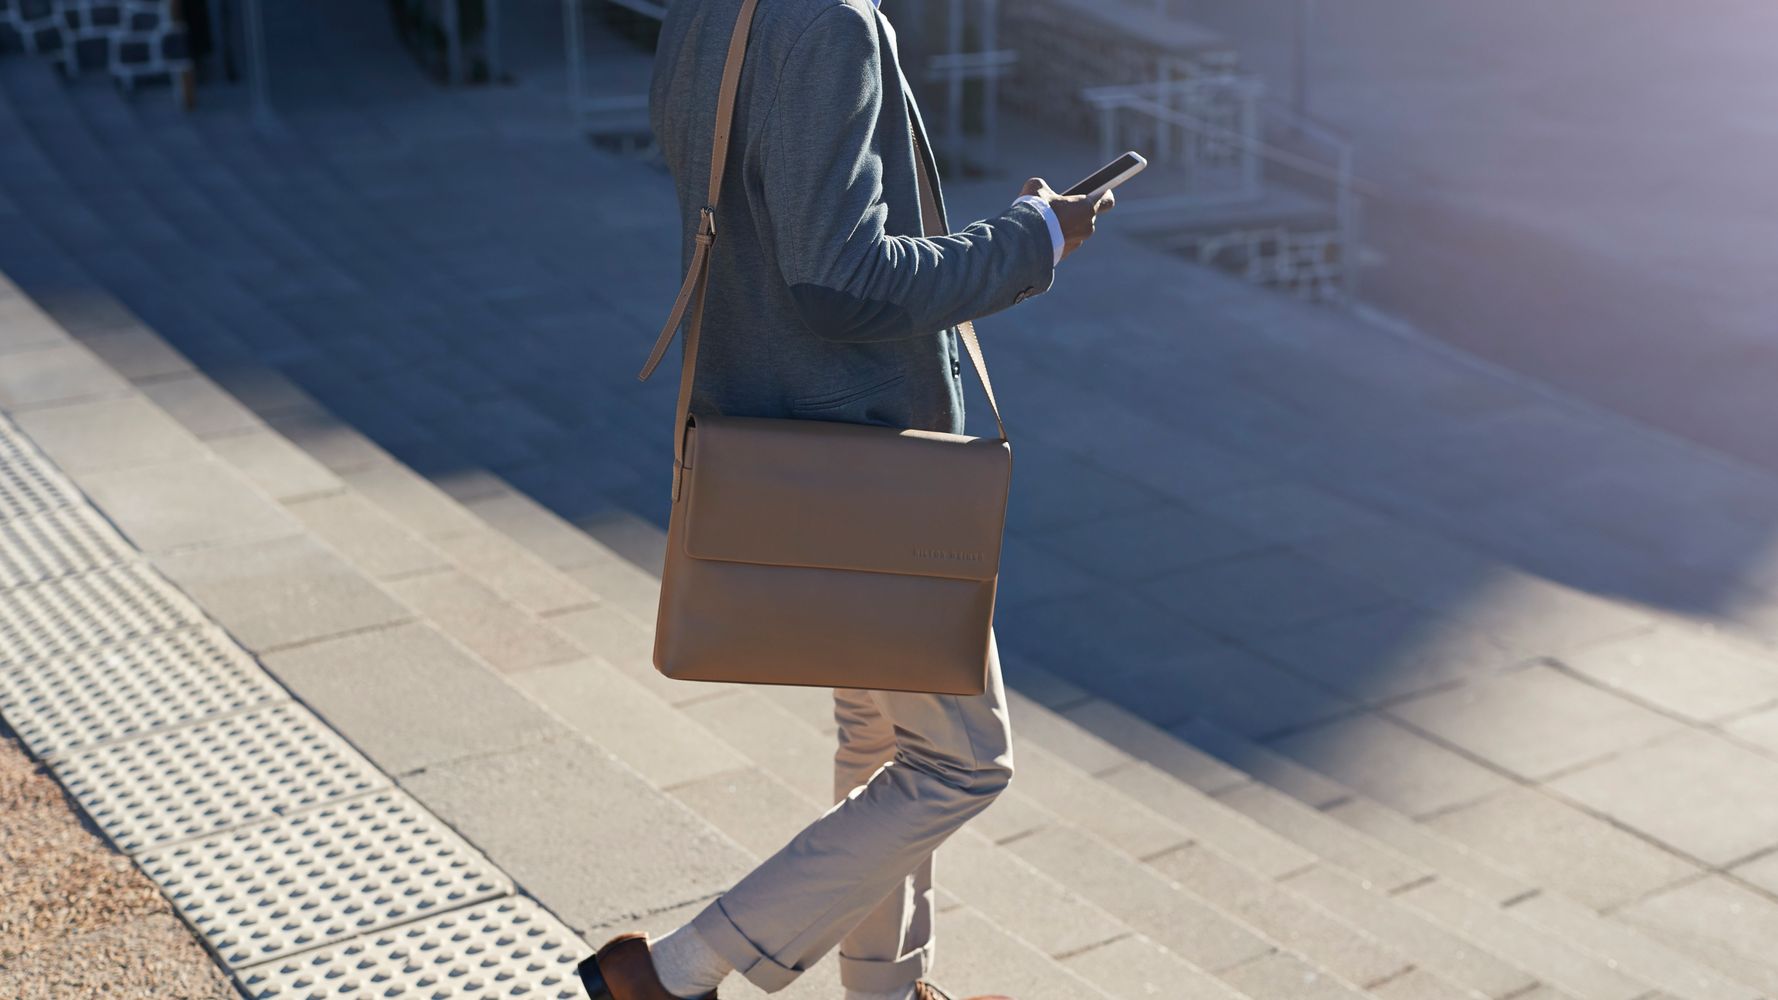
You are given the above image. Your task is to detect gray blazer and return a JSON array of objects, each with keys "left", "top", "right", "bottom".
[{"left": 648, "top": 0, "right": 1057, "bottom": 436}]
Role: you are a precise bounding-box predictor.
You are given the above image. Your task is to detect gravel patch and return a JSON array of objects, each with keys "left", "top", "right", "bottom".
[{"left": 0, "top": 729, "right": 235, "bottom": 999}]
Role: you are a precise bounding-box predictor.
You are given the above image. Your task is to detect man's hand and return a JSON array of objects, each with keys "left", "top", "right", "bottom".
[{"left": 1021, "top": 177, "right": 1115, "bottom": 263}]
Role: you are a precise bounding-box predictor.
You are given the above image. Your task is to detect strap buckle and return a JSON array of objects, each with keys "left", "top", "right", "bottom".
[{"left": 696, "top": 205, "right": 717, "bottom": 242}]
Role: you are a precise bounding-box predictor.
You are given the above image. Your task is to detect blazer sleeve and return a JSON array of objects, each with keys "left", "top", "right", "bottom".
[{"left": 758, "top": 3, "right": 1056, "bottom": 344}]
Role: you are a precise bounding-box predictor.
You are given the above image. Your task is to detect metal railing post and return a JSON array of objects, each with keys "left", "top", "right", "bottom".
[
  {"left": 983, "top": 0, "right": 998, "bottom": 163},
  {"left": 945, "top": 0, "right": 963, "bottom": 169},
  {"left": 243, "top": 0, "right": 271, "bottom": 126},
  {"left": 1240, "top": 82, "right": 1261, "bottom": 196},
  {"left": 487, "top": 0, "right": 503, "bottom": 82},
  {"left": 444, "top": 0, "right": 464, "bottom": 85},
  {"left": 564, "top": 0, "right": 584, "bottom": 125}
]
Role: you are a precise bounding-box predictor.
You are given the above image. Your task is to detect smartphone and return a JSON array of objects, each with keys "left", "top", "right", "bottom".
[{"left": 1062, "top": 150, "right": 1147, "bottom": 199}]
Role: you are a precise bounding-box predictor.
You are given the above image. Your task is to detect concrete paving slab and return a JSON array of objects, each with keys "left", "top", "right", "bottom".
[
  {"left": 431, "top": 528, "right": 590, "bottom": 616},
  {"left": 386, "top": 568, "right": 582, "bottom": 673},
  {"left": 263, "top": 411, "right": 392, "bottom": 475},
  {"left": 1281, "top": 864, "right": 1537, "bottom": 1000},
  {"left": 1424, "top": 785, "right": 1699, "bottom": 912},
  {"left": 0, "top": 342, "right": 130, "bottom": 409},
  {"left": 0, "top": 293, "right": 67, "bottom": 355},
  {"left": 1005, "top": 689, "right": 1133, "bottom": 776},
  {"left": 1730, "top": 851, "right": 1778, "bottom": 897},
  {"left": 1033, "top": 503, "right": 1270, "bottom": 583},
  {"left": 1173, "top": 717, "right": 1354, "bottom": 808},
  {"left": 1061, "top": 699, "right": 1252, "bottom": 795},
  {"left": 1554, "top": 628, "right": 1778, "bottom": 724},
  {"left": 1089, "top": 641, "right": 1358, "bottom": 738},
  {"left": 1387, "top": 663, "right": 1683, "bottom": 780},
  {"left": 1185, "top": 481, "right": 1390, "bottom": 548},
  {"left": 1248, "top": 603, "right": 1528, "bottom": 704},
  {"left": 1014, "top": 741, "right": 1190, "bottom": 861},
  {"left": 929, "top": 906, "right": 1117, "bottom": 1000},
  {"left": 1613, "top": 877, "right": 1778, "bottom": 996},
  {"left": 1215, "top": 950, "right": 1370, "bottom": 1000},
  {"left": 1001, "top": 439, "right": 1167, "bottom": 534},
  {"left": 1419, "top": 575, "right": 1654, "bottom": 659},
  {"left": 1318, "top": 796, "right": 1533, "bottom": 905},
  {"left": 12, "top": 394, "right": 205, "bottom": 473},
  {"left": 1505, "top": 891, "right": 1764, "bottom": 1000},
  {"left": 261, "top": 620, "right": 567, "bottom": 777},
  {"left": 339, "top": 460, "right": 489, "bottom": 539},
  {"left": 1151, "top": 842, "right": 1411, "bottom": 988},
  {"left": 207, "top": 429, "right": 340, "bottom": 501},
  {"left": 1101, "top": 762, "right": 1318, "bottom": 879},
  {"left": 1368, "top": 967, "right": 1488, "bottom": 1000},
  {"left": 284, "top": 490, "right": 447, "bottom": 579},
  {"left": 1723, "top": 704, "right": 1778, "bottom": 755},
  {"left": 465, "top": 489, "right": 613, "bottom": 569},
  {"left": 1265, "top": 710, "right": 1512, "bottom": 818},
  {"left": 1547, "top": 730, "right": 1778, "bottom": 867},
  {"left": 138, "top": 372, "right": 265, "bottom": 440},
  {"left": 1211, "top": 782, "right": 1429, "bottom": 894},
  {"left": 512, "top": 658, "right": 749, "bottom": 791},
  {"left": 76, "top": 456, "right": 300, "bottom": 554},
  {"left": 398, "top": 736, "right": 754, "bottom": 933},
  {"left": 1396, "top": 879, "right": 1649, "bottom": 1000},
  {"left": 1060, "top": 932, "right": 1248, "bottom": 1000},
  {"left": 71, "top": 324, "right": 194, "bottom": 382},
  {"left": 996, "top": 589, "right": 1228, "bottom": 679},
  {"left": 1147, "top": 551, "right": 1397, "bottom": 641},
  {"left": 152, "top": 534, "right": 411, "bottom": 653},
  {"left": 1005, "top": 824, "right": 1273, "bottom": 976}
]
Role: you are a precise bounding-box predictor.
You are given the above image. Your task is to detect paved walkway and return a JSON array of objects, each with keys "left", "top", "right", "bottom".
[{"left": 5, "top": 2, "right": 1778, "bottom": 996}]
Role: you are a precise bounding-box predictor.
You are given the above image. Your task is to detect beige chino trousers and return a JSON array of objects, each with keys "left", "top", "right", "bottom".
[{"left": 688, "top": 631, "right": 1015, "bottom": 993}]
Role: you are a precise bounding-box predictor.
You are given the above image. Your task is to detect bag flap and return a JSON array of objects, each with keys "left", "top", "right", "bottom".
[{"left": 682, "top": 415, "right": 1010, "bottom": 582}]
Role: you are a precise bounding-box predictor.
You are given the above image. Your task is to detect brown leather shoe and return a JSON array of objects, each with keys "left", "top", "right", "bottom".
[
  {"left": 915, "top": 981, "right": 1014, "bottom": 1000},
  {"left": 575, "top": 933, "right": 718, "bottom": 1000}
]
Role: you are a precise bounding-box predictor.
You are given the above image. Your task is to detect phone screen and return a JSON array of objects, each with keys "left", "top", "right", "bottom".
[{"left": 1063, "top": 152, "right": 1143, "bottom": 197}]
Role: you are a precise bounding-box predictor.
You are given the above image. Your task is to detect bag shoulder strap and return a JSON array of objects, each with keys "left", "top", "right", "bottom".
[{"left": 639, "top": 0, "right": 1007, "bottom": 496}]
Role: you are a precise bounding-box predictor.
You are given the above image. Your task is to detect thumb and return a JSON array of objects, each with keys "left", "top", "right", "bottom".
[{"left": 1020, "top": 177, "right": 1046, "bottom": 197}]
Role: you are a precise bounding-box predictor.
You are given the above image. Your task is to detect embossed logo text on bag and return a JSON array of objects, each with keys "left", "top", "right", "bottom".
[{"left": 912, "top": 546, "right": 985, "bottom": 562}]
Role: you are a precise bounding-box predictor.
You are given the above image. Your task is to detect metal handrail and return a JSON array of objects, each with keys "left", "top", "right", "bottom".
[{"left": 1083, "top": 77, "right": 1366, "bottom": 301}]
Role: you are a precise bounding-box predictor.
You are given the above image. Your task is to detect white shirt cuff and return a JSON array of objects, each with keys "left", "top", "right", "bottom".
[{"left": 1013, "top": 194, "right": 1065, "bottom": 267}]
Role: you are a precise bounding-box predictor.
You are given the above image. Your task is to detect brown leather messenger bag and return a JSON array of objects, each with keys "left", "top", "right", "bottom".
[{"left": 637, "top": 0, "right": 1014, "bottom": 695}]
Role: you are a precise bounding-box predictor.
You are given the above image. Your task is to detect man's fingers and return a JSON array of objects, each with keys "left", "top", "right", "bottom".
[{"left": 1096, "top": 188, "right": 1116, "bottom": 213}]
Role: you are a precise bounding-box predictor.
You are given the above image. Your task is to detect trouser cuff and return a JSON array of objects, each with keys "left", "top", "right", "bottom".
[
  {"left": 689, "top": 897, "right": 803, "bottom": 993},
  {"left": 838, "top": 941, "right": 934, "bottom": 993}
]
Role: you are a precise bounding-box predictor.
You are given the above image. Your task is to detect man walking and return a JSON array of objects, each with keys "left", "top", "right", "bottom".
[{"left": 578, "top": 0, "right": 1113, "bottom": 997}]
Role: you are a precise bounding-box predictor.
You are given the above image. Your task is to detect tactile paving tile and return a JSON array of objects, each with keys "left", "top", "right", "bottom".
[
  {"left": 54, "top": 702, "right": 387, "bottom": 853},
  {"left": 0, "top": 625, "right": 287, "bottom": 759},
  {"left": 0, "top": 420, "right": 80, "bottom": 521},
  {"left": 140, "top": 791, "right": 513, "bottom": 970},
  {"left": 0, "top": 561, "right": 204, "bottom": 666},
  {"left": 236, "top": 896, "right": 585, "bottom": 999},
  {"left": 0, "top": 503, "right": 134, "bottom": 590}
]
